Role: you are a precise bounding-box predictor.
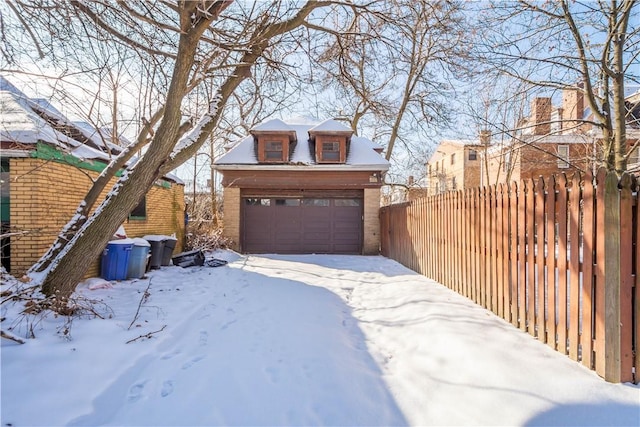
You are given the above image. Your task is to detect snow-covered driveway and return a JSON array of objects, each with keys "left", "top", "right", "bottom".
[{"left": 1, "top": 252, "right": 638, "bottom": 426}]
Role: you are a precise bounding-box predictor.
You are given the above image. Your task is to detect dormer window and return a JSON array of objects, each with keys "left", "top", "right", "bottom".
[
  {"left": 249, "top": 118, "right": 297, "bottom": 164},
  {"left": 308, "top": 119, "right": 353, "bottom": 164},
  {"left": 256, "top": 135, "right": 291, "bottom": 163},
  {"left": 321, "top": 141, "right": 340, "bottom": 161},
  {"left": 265, "top": 141, "right": 284, "bottom": 161}
]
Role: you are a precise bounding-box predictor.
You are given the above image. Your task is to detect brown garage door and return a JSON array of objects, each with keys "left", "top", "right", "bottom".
[{"left": 242, "top": 197, "right": 363, "bottom": 254}]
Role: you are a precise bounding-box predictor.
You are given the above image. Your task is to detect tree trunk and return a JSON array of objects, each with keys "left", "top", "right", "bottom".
[{"left": 41, "top": 26, "right": 203, "bottom": 298}]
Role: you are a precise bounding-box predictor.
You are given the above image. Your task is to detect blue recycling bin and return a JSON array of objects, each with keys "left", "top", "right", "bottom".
[
  {"left": 101, "top": 239, "right": 134, "bottom": 280},
  {"left": 127, "top": 238, "right": 151, "bottom": 279}
]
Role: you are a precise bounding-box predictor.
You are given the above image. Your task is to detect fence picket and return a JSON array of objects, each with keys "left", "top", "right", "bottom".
[
  {"left": 581, "top": 171, "right": 595, "bottom": 370},
  {"left": 536, "top": 177, "right": 546, "bottom": 341},
  {"left": 545, "top": 175, "right": 557, "bottom": 350},
  {"left": 518, "top": 181, "right": 527, "bottom": 331},
  {"left": 556, "top": 174, "right": 569, "bottom": 355},
  {"left": 594, "top": 168, "right": 607, "bottom": 377},
  {"left": 619, "top": 173, "right": 634, "bottom": 382},
  {"left": 497, "top": 184, "right": 506, "bottom": 318},
  {"left": 568, "top": 173, "right": 581, "bottom": 360},
  {"left": 510, "top": 182, "right": 519, "bottom": 327},
  {"left": 526, "top": 179, "right": 536, "bottom": 335}
]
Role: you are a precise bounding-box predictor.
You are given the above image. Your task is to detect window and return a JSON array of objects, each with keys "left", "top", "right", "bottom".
[
  {"left": 451, "top": 177, "right": 457, "bottom": 190},
  {"left": 302, "top": 199, "right": 330, "bottom": 206},
  {"left": 275, "top": 199, "right": 300, "bottom": 206},
  {"left": 265, "top": 141, "right": 284, "bottom": 161},
  {"left": 334, "top": 199, "right": 362, "bottom": 207},
  {"left": 245, "top": 198, "right": 270, "bottom": 206},
  {"left": 503, "top": 151, "right": 511, "bottom": 173},
  {"left": 315, "top": 136, "right": 346, "bottom": 163},
  {"left": 451, "top": 153, "right": 455, "bottom": 165},
  {"left": 321, "top": 141, "right": 340, "bottom": 161},
  {"left": 468, "top": 150, "right": 477, "bottom": 161},
  {"left": 557, "top": 145, "right": 570, "bottom": 168},
  {"left": 130, "top": 197, "right": 146, "bottom": 219}
]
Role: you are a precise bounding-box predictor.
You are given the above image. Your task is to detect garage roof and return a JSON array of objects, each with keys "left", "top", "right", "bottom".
[{"left": 215, "top": 118, "right": 390, "bottom": 171}]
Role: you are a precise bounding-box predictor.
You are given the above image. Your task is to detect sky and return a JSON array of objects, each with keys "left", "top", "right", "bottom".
[{"left": 2, "top": 251, "right": 638, "bottom": 427}]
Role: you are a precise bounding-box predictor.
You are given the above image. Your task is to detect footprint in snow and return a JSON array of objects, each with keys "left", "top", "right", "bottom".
[
  {"left": 199, "top": 330, "right": 209, "bottom": 346},
  {"left": 220, "top": 319, "right": 237, "bottom": 330},
  {"left": 127, "top": 380, "right": 148, "bottom": 403},
  {"left": 160, "top": 380, "right": 174, "bottom": 397},
  {"left": 160, "top": 350, "right": 181, "bottom": 360},
  {"left": 182, "top": 355, "right": 206, "bottom": 370},
  {"left": 265, "top": 366, "right": 279, "bottom": 384}
]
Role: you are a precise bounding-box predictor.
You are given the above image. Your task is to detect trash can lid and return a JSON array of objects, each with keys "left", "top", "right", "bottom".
[
  {"left": 143, "top": 235, "right": 167, "bottom": 242},
  {"left": 132, "top": 237, "right": 151, "bottom": 247},
  {"left": 108, "top": 238, "right": 135, "bottom": 245},
  {"left": 163, "top": 235, "right": 177, "bottom": 242}
]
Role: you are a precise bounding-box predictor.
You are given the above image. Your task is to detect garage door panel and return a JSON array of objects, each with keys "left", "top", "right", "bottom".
[{"left": 242, "top": 196, "right": 362, "bottom": 254}]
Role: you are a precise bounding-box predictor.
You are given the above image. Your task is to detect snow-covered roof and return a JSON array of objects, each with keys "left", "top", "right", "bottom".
[
  {"left": 439, "top": 139, "right": 485, "bottom": 147},
  {"left": 0, "top": 76, "right": 128, "bottom": 160},
  {"left": 519, "top": 134, "right": 592, "bottom": 144},
  {"left": 215, "top": 118, "right": 389, "bottom": 171},
  {"left": 308, "top": 118, "right": 352, "bottom": 133},
  {"left": 0, "top": 90, "right": 111, "bottom": 162},
  {"left": 1, "top": 91, "right": 75, "bottom": 147},
  {"left": 251, "top": 118, "right": 295, "bottom": 133}
]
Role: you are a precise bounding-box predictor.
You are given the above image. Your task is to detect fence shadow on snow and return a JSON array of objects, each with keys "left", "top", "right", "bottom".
[{"left": 380, "top": 168, "right": 638, "bottom": 383}]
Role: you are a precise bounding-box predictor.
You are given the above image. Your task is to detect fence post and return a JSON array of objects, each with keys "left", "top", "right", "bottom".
[{"left": 603, "top": 170, "right": 621, "bottom": 382}]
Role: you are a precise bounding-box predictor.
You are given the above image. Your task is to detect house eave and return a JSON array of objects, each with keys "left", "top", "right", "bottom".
[
  {"left": 213, "top": 163, "right": 390, "bottom": 172},
  {"left": 0, "top": 149, "right": 31, "bottom": 158}
]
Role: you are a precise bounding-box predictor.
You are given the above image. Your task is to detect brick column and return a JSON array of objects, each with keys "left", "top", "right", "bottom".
[
  {"left": 363, "top": 188, "right": 381, "bottom": 255},
  {"left": 222, "top": 187, "right": 241, "bottom": 252}
]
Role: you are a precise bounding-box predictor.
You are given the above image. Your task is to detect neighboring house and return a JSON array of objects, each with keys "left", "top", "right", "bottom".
[
  {"left": 0, "top": 76, "right": 185, "bottom": 276},
  {"left": 425, "top": 136, "right": 485, "bottom": 195},
  {"left": 426, "top": 87, "right": 598, "bottom": 194},
  {"left": 486, "top": 94, "right": 593, "bottom": 184},
  {"left": 213, "top": 117, "right": 389, "bottom": 254}
]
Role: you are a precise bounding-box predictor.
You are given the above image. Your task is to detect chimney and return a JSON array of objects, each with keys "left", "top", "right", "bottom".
[
  {"left": 408, "top": 175, "right": 415, "bottom": 186},
  {"left": 531, "top": 97, "right": 552, "bottom": 135},
  {"left": 479, "top": 130, "right": 491, "bottom": 145},
  {"left": 561, "top": 85, "right": 584, "bottom": 134}
]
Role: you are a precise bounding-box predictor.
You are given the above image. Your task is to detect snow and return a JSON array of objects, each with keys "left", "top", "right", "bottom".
[
  {"left": 215, "top": 118, "right": 390, "bottom": 169},
  {"left": 0, "top": 91, "right": 78, "bottom": 147},
  {"left": 251, "top": 118, "right": 295, "bottom": 132},
  {"left": 308, "top": 118, "right": 352, "bottom": 133},
  {"left": 2, "top": 252, "right": 638, "bottom": 427}
]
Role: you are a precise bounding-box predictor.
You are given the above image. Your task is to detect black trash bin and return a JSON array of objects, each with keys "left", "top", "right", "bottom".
[
  {"left": 172, "top": 249, "right": 205, "bottom": 268},
  {"left": 143, "top": 235, "right": 166, "bottom": 269},
  {"left": 161, "top": 236, "right": 177, "bottom": 266}
]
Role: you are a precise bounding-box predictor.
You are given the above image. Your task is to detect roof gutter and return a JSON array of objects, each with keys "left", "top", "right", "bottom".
[
  {"left": 0, "top": 149, "right": 30, "bottom": 158},
  {"left": 213, "top": 164, "right": 390, "bottom": 172}
]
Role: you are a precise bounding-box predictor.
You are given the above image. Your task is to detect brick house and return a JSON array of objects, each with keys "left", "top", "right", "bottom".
[
  {"left": 485, "top": 94, "right": 594, "bottom": 184},
  {"left": 425, "top": 136, "right": 486, "bottom": 195},
  {"left": 0, "top": 77, "right": 185, "bottom": 276},
  {"left": 213, "top": 117, "right": 389, "bottom": 254},
  {"left": 426, "top": 87, "right": 598, "bottom": 194}
]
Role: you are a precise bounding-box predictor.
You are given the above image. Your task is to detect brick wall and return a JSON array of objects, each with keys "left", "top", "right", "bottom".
[
  {"left": 518, "top": 143, "right": 591, "bottom": 180},
  {"left": 363, "top": 188, "right": 380, "bottom": 254},
  {"left": 222, "top": 187, "right": 241, "bottom": 251},
  {"left": 8, "top": 158, "right": 185, "bottom": 277}
]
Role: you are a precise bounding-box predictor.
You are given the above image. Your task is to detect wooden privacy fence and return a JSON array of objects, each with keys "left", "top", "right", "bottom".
[{"left": 380, "top": 168, "right": 638, "bottom": 383}]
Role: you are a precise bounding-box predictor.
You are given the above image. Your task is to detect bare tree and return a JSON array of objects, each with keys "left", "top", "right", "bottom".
[
  {"left": 304, "top": 0, "right": 469, "bottom": 167},
  {"left": 3, "top": 1, "right": 359, "bottom": 301},
  {"left": 472, "top": 0, "right": 639, "bottom": 174}
]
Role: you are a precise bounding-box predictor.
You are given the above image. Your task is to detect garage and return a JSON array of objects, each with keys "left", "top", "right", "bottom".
[{"left": 242, "top": 196, "right": 363, "bottom": 254}]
